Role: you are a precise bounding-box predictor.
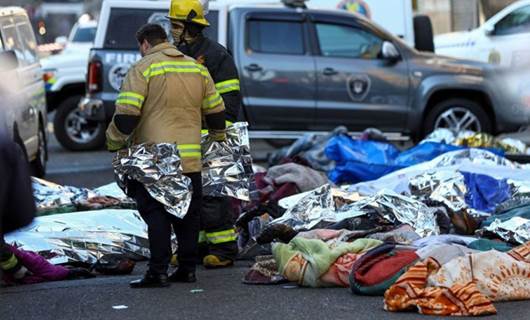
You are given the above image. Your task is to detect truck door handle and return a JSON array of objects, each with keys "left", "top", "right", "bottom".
[
  {"left": 245, "top": 64, "right": 263, "bottom": 72},
  {"left": 323, "top": 68, "right": 338, "bottom": 76}
]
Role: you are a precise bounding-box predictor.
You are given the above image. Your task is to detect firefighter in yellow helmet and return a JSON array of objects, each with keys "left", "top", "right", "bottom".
[{"left": 168, "top": 0, "right": 241, "bottom": 269}]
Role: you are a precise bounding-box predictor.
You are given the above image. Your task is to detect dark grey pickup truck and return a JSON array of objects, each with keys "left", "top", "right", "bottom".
[{"left": 76, "top": 0, "right": 529, "bottom": 150}]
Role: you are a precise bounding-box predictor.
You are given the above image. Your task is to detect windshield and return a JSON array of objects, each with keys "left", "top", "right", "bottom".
[
  {"left": 104, "top": 8, "right": 218, "bottom": 49},
  {"left": 71, "top": 26, "right": 96, "bottom": 43}
]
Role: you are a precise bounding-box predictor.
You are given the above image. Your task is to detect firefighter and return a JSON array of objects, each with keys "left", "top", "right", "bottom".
[
  {"left": 106, "top": 23, "right": 226, "bottom": 288},
  {"left": 168, "top": 0, "right": 241, "bottom": 269}
]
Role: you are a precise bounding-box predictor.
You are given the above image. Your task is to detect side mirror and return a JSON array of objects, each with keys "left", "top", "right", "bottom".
[
  {"left": 484, "top": 24, "right": 495, "bottom": 36},
  {"left": 55, "top": 36, "right": 68, "bottom": 45},
  {"left": 0, "top": 50, "right": 19, "bottom": 72},
  {"left": 381, "top": 41, "right": 400, "bottom": 61}
]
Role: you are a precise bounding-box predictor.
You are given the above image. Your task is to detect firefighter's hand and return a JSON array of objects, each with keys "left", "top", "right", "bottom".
[
  {"left": 106, "top": 139, "right": 126, "bottom": 152},
  {"left": 209, "top": 129, "right": 226, "bottom": 142}
]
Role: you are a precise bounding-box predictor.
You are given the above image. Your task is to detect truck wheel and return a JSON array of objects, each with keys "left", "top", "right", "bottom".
[
  {"left": 31, "top": 123, "right": 47, "bottom": 178},
  {"left": 424, "top": 98, "right": 492, "bottom": 135},
  {"left": 414, "top": 15, "right": 434, "bottom": 52},
  {"left": 54, "top": 95, "right": 105, "bottom": 151}
]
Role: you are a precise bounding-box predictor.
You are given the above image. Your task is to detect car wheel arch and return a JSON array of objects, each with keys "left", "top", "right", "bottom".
[
  {"left": 421, "top": 88, "right": 496, "bottom": 132},
  {"left": 55, "top": 83, "right": 86, "bottom": 107}
]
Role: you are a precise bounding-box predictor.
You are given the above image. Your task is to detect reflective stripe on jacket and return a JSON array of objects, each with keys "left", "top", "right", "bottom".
[
  {"left": 106, "top": 42, "right": 225, "bottom": 173},
  {"left": 179, "top": 36, "right": 242, "bottom": 123}
]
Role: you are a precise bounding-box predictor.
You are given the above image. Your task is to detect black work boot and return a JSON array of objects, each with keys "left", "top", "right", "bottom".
[
  {"left": 168, "top": 269, "right": 197, "bottom": 283},
  {"left": 130, "top": 272, "right": 170, "bottom": 288}
]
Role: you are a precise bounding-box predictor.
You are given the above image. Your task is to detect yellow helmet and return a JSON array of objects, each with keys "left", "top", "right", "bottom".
[{"left": 168, "top": 0, "right": 209, "bottom": 27}]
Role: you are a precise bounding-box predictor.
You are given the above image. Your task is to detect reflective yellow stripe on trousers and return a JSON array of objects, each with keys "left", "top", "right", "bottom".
[
  {"left": 177, "top": 144, "right": 201, "bottom": 158},
  {"left": 206, "top": 229, "right": 237, "bottom": 244}
]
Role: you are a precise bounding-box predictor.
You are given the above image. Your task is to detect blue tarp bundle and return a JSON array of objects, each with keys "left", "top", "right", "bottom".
[
  {"left": 462, "top": 172, "right": 511, "bottom": 213},
  {"left": 325, "top": 134, "right": 503, "bottom": 184}
]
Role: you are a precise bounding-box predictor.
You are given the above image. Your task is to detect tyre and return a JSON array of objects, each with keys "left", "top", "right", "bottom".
[
  {"left": 424, "top": 98, "right": 492, "bottom": 136},
  {"left": 414, "top": 15, "right": 434, "bottom": 52},
  {"left": 54, "top": 95, "right": 106, "bottom": 151},
  {"left": 31, "top": 122, "right": 47, "bottom": 178}
]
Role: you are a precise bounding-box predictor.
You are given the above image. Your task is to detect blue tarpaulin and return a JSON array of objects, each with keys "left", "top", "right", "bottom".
[
  {"left": 462, "top": 172, "right": 511, "bottom": 213},
  {"left": 325, "top": 134, "right": 503, "bottom": 184}
]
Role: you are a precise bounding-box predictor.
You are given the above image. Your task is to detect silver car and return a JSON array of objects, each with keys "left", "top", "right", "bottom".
[{"left": 0, "top": 7, "right": 48, "bottom": 177}]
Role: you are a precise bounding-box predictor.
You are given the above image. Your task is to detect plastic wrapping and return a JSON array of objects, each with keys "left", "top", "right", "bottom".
[
  {"left": 202, "top": 122, "right": 253, "bottom": 201},
  {"left": 5, "top": 210, "right": 150, "bottom": 265},
  {"left": 351, "top": 190, "right": 439, "bottom": 237},
  {"left": 409, "top": 170, "right": 467, "bottom": 212},
  {"left": 326, "top": 134, "right": 463, "bottom": 184},
  {"left": 32, "top": 178, "right": 133, "bottom": 215},
  {"left": 423, "top": 129, "right": 528, "bottom": 154},
  {"left": 273, "top": 185, "right": 438, "bottom": 237},
  {"left": 481, "top": 217, "right": 530, "bottom": 244},
  {"left": 32, "top": 178, "right": 89, "bottom": 214},
  {"left": 113, "top": 143, "right": 192, "bottom": 219},
  {"left": 272, "top": 185, "right": 366, "bottom": 230}
]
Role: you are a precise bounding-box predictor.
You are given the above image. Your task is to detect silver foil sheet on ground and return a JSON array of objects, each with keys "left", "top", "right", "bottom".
[
  {"left": 202, "top": 122, "right": 253, "bottom": 201},
  {"left": 480, "top": 217, "right": 530, "bottom": 244},
  {"left": 409, "top": 170, "right": 468, "bottom": 212},
  {"left": 272, "top": 185, "right": 438, "bottom": 236},
  {"left": 113, "top": 143, "right": 192, "bottom": 219},
  {"left": 32, "top": 178, "right": 100, "bottom": 214},
  {"left": 5, "top": 210, "right": 150, "bottom": 265},
  {"left": 351, "top": 190, "right": 439, "bottom": 237},
  {"left": 273, "top": 185, "right": 343, "bottom": 230}
]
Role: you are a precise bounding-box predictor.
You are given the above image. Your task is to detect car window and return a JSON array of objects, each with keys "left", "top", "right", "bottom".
[
  {"left": 495, "top": 5, "right": 530, "bottom": 36},
  {"left": 16, "top": 21, "right": 38, "bottom": 65},
  {"left": 247, "top": 20, "right": 304, "bottom": 55},
  {"left": 315, "top": 23, "right": 383, "bottom": 59},
  {"left": 72, "top": 27, "right": 96, "bottom": 43},
  {"left": 104, "top": 8, "right": 219, "bottom": 49},
  {"left": 1, "top": 23, "right": 26, "bottom": 65}
]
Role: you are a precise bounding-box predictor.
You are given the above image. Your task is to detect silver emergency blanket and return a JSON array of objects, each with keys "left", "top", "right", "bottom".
[
  {"left": 422, "top": 129, "right": 529, "bottom": 154},
  {"left": 273, "top": 185, "right": 366, "bottom": 230},
  {"left": 273, "top": 185, "right": 438, "bottom": 237},
  {"left": 113, "top": 143, "right": 192, "bottom": 219},
  {"left": 410, "top": 170, "right": 467, "bottom": 212},
  {"left": 5, "top": 210, "right": 150, "bottom": 265},
  {"left": 32, "top": 178, "right": 91, "bottom": 214},
  {"left": 481, "top": 217, "right": 530, "bottom": 244},
  {"left": 409, "top": 170, "right": 487, "bottom": 221},
  {"left": 351, "top": 190, "right": 439, "bottom": 237},
  {"left": 351, "top": 149, "right": 530, "bottom": 196},
  {"left": 202, "top": 122, "right": 253, "bottom": 201}
]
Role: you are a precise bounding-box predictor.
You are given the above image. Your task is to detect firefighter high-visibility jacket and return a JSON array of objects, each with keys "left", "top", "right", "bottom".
[
  {"left": 179, "top": 35, "right": 241, "bottom": 123},
  {"left": 106, "top": 42, "right": 226, "bottom": 173}
]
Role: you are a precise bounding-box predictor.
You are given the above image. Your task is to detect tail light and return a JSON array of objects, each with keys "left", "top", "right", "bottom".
[{"left": 87, "top": 60, "right": 102, "bottom": 94}]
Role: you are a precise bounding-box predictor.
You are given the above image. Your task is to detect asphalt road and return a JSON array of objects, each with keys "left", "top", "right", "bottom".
[
  {"left": 2, "top": 261, "right": 529, "bottom": 320},
  {"left": 2, "top": 122, "right": 530, "bottom": 320}
]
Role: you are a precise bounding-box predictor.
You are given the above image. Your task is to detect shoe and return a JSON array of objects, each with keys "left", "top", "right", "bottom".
[
  {"left": 168, "top": 269, "right": 197, "bottom": 283},
  {"left": 130, "top": 272, "right": 169, "bottom": 288},
  {"left": 203, "top": 255, "right": 234, "bottom": 269}
]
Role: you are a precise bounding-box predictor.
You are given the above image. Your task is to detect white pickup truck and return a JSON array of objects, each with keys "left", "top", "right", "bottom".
[
  {"left": 435, "top": 0, "right": 530, "bottom": 68},
  {"left": 41, "top": 20, "right": 98, "bottom": 150}
]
